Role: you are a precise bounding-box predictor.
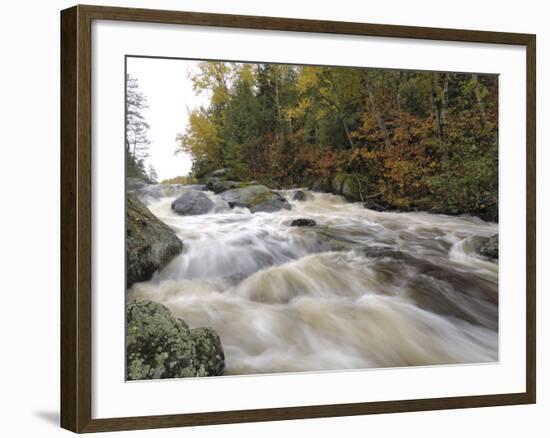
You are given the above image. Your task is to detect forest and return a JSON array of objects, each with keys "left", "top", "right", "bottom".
[{"left": 174, "top": 62, "right": 498, "bottom": 221}]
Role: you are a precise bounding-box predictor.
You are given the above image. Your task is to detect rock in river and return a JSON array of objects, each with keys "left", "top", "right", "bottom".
[
  {"left": 476, "top": 234, "right": 498, "bottom": 259},
  {"left": 221, "top": 184, "right": 291, "bottom": 213},
  {"left": 363, "top": 198, "right": 387, "bottom": 212},
  {"left": 290, "top": 218, "right": 317, "bottom": 227},
  {"left": 126, "top": 194, "right": 183, "bottom": 288},
  {"left": 293, "top": 190, "right": 306, "bottom": 201},
  {"left": 205, "top": 178, "right": 242, "bottom": 194},
  {"left": 126, "top": 300, "right": 225, "bottom": 380},
  {"left": 171, "top": 190, "right": 215, "bottom": 215}
]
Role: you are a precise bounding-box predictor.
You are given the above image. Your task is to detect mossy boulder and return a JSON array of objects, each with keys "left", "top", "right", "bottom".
[
  {"left": 126, "top": 194, "right": 183, "bottom": 288},
  {"left": 205, "top": 178, "right": 242, "bottom": 194},
  {"left": 126, "top": 300, "right": 225, "bottom": 380},
  {"left": 221, "top": 185, "right": 291, "bottom": 213}
]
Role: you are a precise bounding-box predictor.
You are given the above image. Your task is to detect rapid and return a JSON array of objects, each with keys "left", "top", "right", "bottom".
[{"left": 128, "top": 186, "right": 498, "bottom": 375}]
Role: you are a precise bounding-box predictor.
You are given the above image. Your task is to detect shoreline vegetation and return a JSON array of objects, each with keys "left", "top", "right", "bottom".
[
  {"left": 125, "top": 62, "right": 499, "bottom": 379},
  {"left": 176, "top": 63, "right": 498, "bottom": 223}
]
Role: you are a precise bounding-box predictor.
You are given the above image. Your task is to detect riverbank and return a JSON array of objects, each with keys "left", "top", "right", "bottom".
[{"left": 194, "top": 168, "right": 498, "bottom": 222}]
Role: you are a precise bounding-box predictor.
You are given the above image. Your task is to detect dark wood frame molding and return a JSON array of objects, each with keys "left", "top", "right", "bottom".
[{"left": 60, "top": 4, "right": 536, "bottom": 433}]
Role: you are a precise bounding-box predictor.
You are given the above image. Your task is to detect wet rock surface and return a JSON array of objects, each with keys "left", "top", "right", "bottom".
[
  {"left": 126, "top": 194, "right": 183, "bottom": 288},
  {"left": 172, "top": 191, "right": 215, "bottom": 216},
  {"left": 290, "top": 218, "right": 317, "bottom": 227}
]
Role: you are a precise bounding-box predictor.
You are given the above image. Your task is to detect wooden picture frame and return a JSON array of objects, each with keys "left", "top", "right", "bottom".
[{"left": 60, "top": 4, "right": 536, "bottom": 433}]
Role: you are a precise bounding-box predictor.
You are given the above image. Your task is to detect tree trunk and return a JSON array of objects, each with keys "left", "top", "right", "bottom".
[
  {"left": 363, "top": 72, "right": 392, "bottom": 150},
  {"left": 342, "top": 116, "right": 355, "bottom": 149},
  {"left": 431, "top": 73, "right": 449, "bottom": 163}
]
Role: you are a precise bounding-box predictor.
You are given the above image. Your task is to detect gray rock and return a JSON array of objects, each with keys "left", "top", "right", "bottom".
[
  {"left": 250, "top": 198, "right": 291, "bottom": 213},
  {"left": 363, "top": 198, "right": 387, "bottom": 212},
  {"left": 477, "top": 234, "right": 498, "bottom": 259},
  {"left": 206, "top": 178, "right": 242, "bottom": 194},
  {"left": 221, "top": 185, "right": 291, "bottom": 213},
  {"left": 126, "top": 300, "right": 225, "bottom": 380},
  {"left": 126, "top": 194, "right": 183, "bottom": 288},
  {"left": 290, "top": 218, "right": 317, "bottom": 227},
  {"left": 293, "top": 190, "right": 306, "bottom": 201},
  {"left": 171, "top": 191, "right": 215, "bottom": 215}
]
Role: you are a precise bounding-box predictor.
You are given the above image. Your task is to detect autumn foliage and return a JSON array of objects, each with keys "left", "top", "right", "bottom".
[{"left": 178, "top": 62, "right": 498, "bottom": 220}]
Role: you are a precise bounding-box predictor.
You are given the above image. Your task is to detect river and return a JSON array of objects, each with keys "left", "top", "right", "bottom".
[{"left": 128, "top": 186, "right": 498, "bottom": 375}]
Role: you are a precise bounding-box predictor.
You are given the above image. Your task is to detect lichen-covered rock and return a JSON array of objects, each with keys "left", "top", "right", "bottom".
[
  {"left": 290, "top": 218, "right": 317, "bottom": 227},
  {"left": 293, "top": 190, "right": 306, "bottom": 201},
  {"left": 126, "top": 300, "right": 225, "bottom": 380},
  {"left": 171, "top": 191, "right": 215, "bottom": 215},
  {"left": 126, "top": 194, "right": 183, "bottom": 288},
  {"left": 477, "top": 234, "right": 498, "bottom": 259},
  {"left": 221, "top": 185, "right": 291, "bottom": 213}
]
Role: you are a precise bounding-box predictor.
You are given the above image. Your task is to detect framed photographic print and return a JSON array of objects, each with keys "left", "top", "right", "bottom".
[{"left": 60, "top": 4, "right": 536, "bottom": 433}]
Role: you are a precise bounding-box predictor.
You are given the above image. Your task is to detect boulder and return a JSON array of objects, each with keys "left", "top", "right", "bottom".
[
  {"left": 221, "top": 185, "right": 291, "bottom": 213},
  {"left": 293, "top": 190, "right": 306, "bottom": 201},
  {"left": 171, "top": 191, "right": 215, "bottom": 215},
  {"left": 126, "top": 300, "right": 225, "bottom": 380},
  {"left": 290, "top": 218, "right": 317, "bottom": 227},
  {"left": 206, "top": 178, "right": 242, "bottom": 194},
  {"left": 363, "top": 198, "right": 387, "bottom": 212},
  {"left": 477, "top": 234, "right": 498, "bottom": 259},
  {"left": 126, "top": 194, "right": 183, "bottom": 288}
]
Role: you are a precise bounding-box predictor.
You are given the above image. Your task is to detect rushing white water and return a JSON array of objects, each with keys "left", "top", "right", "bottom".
[{"left": 128, "top": 186, "right": 498, "bottom": 375}]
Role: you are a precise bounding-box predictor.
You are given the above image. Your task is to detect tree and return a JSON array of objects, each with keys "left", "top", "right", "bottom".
[
  {"left": 147, "top": 164, "right": 158, "bottom": 183},
  {"left": 126, "top": 74, "right": 150, "bottom": 166}
]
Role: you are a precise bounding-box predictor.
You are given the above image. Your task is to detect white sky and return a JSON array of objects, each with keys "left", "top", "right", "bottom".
[{"left": 126, "top": 57, "right": 209, "bottom": 181}]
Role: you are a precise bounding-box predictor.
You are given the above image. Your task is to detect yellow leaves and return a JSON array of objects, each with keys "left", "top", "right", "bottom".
[{"left": 178, "top": 110, "right": 222, "bottom": 164}]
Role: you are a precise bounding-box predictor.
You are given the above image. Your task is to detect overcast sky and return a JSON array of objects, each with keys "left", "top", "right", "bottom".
[{"left": 127, "top": 57, "right": 209, "bottom": 181}]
